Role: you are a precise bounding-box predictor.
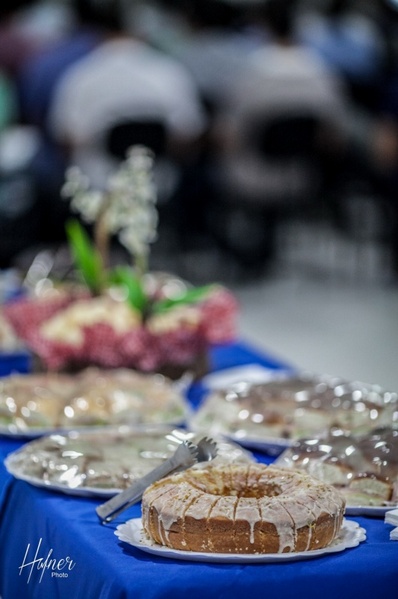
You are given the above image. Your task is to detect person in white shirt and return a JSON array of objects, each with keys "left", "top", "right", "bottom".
[
  {"left": 208, "top": 0, "right": 359, "bottom": 272},
  {"left": 48, "top": 0, "right": 207, "bottom": 193}
]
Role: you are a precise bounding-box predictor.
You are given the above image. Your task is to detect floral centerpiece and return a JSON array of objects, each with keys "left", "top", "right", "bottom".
[{"left": 4, "top": 147, "right": 238, "bottom": 378}]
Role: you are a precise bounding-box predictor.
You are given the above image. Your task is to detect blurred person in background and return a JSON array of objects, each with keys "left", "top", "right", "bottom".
[
  {"left": 47, "top": 0, "right": 208, "bottom": 249},
  {"left": 366, "top": 0, "right": 398, "bottom": 279},
  {"left": 206, "top": 0, "right": 364, "bottom": 274},
  {"left": 0, "top": 0, "right": 43, "bottom": 83},
  {"left": 141, "top": 0, "right": 262, "bottom": 246},
  {"left": 0, "top": 1, "right": 53, "bottom": 267},
  {"left": 48, "top": 0, "right": 207, "bottom": 180},
  {"left": 16, "top": 0, "right": 126, "bottom": 246},
  {"left": 125, "top": 0, "right": 193, "bottom": 55},
  {"left": 0, "top": 0, "right": 73, "bottom": 116},
  {"left": 296, "top": 0, "right": 388, "bottom": 113},
  {"left": 18, "top": 0, "right": 106, "bottom": 131},
  {"left": 155, "top": 0, "right": 258, "bottom": 117}
]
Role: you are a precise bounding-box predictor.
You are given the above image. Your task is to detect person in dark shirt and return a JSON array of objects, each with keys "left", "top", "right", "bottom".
[
  {"left": 17, "top": 0, "right": 107, "bottom": 129},
  {"left": 15, "top": 0, "right": 110, "bottom": 244},
  {"left": 0, "top": 0, "right": 43, "bottom": 81}
]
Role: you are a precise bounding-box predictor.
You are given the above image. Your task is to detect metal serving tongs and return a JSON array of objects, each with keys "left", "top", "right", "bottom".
[{"left": 96, "top": 437, "right": 218, "bottom": 524}]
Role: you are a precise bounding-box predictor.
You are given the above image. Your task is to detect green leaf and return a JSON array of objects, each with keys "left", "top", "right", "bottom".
[
  {"left": 66, "top": 219, "right": 104, "bottom": 294},
  {"left": 108, "top": 266, "right": 147, "bottom": 313},
  {"left": 152, "top": 284, "right": 215, "bottom": 314}
]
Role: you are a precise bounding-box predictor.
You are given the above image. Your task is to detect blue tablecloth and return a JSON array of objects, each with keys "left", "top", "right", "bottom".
[{"left": 0, "top": 342, "right": 397, "bottom": 599}]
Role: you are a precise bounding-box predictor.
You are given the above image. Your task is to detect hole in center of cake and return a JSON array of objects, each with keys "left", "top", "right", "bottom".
[
  {"left": 202, "top": 482, "right": 283, "bottom": 498},
  {"left": 236, "top": 482, "right": 282, "bottom": 498}
]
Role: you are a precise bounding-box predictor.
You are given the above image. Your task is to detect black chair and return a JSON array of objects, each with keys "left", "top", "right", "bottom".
[
  {"left": 103, "top": 119, "right": 181, "bottom": 207},
  {"left": 104, "top": 119, "right": 167, "bottom": 160},
  {"left": 257, "top": 114, "right": 321, "bottom": 161},
  {"left": 208, "top": 112, "right": 334, "bottom": 271}
]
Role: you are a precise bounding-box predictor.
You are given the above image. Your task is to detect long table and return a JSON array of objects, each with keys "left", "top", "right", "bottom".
[{"left": 0, "top": 342, "right": 397, "bottom": 599}]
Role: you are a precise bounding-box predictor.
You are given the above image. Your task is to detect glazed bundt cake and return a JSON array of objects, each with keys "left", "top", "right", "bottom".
[{"left": 141, "top": 463, "right": 346, "bottom": 554}]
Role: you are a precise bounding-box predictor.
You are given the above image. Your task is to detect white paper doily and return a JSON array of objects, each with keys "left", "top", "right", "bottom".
[{"left": 115, "top": 518, "right": 366, "bottom": 563}]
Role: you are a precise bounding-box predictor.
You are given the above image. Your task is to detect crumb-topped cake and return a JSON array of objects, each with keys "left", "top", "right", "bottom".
[
  {"left": 276, "top": 428, "right": 398, "bottom": 507},
  {"left": 141, "top": 463, "right": 345, "bottom": 554},
  {"left": 191, "top": 376, "right": 398, "bottom": 442},
  {"left": 0, "top": 368, "right": 187, "bottom": 434}
]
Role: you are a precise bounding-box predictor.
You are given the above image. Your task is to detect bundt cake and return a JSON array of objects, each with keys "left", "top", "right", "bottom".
[{"left": 141, "top": 463, "right": 346, "bottom": 554}]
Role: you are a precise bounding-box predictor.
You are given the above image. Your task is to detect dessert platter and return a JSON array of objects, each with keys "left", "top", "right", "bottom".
[
  {"left": 190, "top": 375, "right": 398, "bottom": 453},
  {"left": 116, "top": 463, "right": 366, "bottom": 562},
  {"left": 4, "top": 427, "right": 253, "bottom": 497},
  {"left": 275, "top": 427, "right": 398, "bottom": 516},
  {"left": 0, "top": 368, "right": 190, "bottom": 437}
]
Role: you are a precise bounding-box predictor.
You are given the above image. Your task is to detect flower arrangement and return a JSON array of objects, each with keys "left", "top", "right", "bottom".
[{"left": 4, "top": 146, "right": 238, "bottom": 377}]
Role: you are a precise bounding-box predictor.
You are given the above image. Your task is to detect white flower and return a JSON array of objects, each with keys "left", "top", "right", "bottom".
[
  {"left": 62, "top": 145, "right": 159, "bottom": 270},
  {"left": 61, "top": 166, "right": 89, "bottom": 196},
  {"left": 62, "top": 166, "right": 105, "bottom": 223},
  {"left": 71, "top": 190, "right": 105, "bottom": 224}
]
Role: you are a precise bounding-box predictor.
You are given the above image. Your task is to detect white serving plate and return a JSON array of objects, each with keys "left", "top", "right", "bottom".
[
  {"left": 115, "top": 518, "right": 366, "bottom": 563},
  {"left": 4, "top": 427, "right": 254, "bottom": 497}
]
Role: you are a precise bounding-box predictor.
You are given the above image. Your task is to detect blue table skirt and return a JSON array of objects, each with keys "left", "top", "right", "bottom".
[{"left": 0, "top": 342, "right": 397, "bottom": 599}]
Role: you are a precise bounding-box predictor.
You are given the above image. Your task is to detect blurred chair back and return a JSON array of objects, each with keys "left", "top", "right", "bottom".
[
  {"left": 104, "top": 119, "right": 167, "bottom": 160},
  {"left": 257, "top": 114, "right": 320, "bottom": 160},
  {"left": 207, "top": 111, "right": 332, "bottom": 271},
  {"left": 103, "top": 118, "right": 180, "bottom": 205},
  {"left": 217, "top": 110, "right": 326, "bottom": 210}
]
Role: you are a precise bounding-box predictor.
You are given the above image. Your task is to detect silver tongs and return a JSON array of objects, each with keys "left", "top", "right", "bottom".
[{"left": 96, "top": 437, "right": 217, "bottom": 524}]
